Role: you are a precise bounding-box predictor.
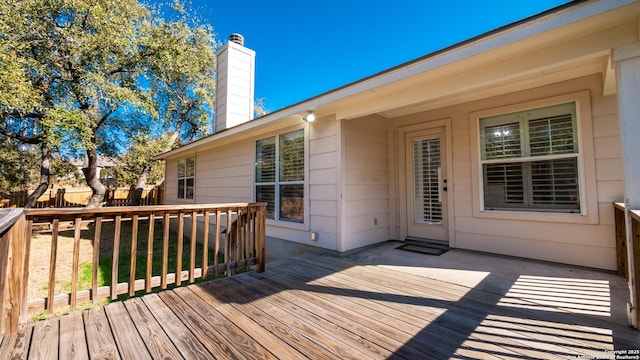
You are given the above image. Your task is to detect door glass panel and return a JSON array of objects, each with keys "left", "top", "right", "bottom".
[{"left": 412, "top": 137, "right": 442, "bottom": 225}]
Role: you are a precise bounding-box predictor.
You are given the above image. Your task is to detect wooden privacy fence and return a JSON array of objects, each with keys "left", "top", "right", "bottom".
[
  {"left": 0, "top": 185, "right": 163, "bottom": 209},
  {"left": 0, "top": 203, "right": 266, "bottom": 336},
  {"left": 613, "top": 202, "right": 640, "bottom": 328}
]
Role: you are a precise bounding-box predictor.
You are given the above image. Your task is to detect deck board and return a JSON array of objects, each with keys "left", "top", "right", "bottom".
[
  {"left": 231, "top": 274, "right": 394, "bottom": 359},
  {"left": 1, "top": 254, "right": 638, "bottom": 359},
  {"left": 200, "top": 279, "right": 339, "bottom": 359},
  {"left": 142, "top": 293, "right": 214, "bottom": 359},
  {"left": 59, "top": 311, "right": 89, "bottom": 360},
  {"left": 29, "top": 317, "right": 58, "bottom": 360},
  {"left": 0, "top": 322, "right": 33, "bottom": 359},
  {"left": 122, "top": 297, "right": 183, "bottom": 359},
  {"left": 84, "top": 306, "right": 120, "bottom": 360},
  {"left": 104, "top": 301, "right": 152, "bottom": 360},
  {"left": 185, "top": 285, "right": 304, "bottom": 359}
]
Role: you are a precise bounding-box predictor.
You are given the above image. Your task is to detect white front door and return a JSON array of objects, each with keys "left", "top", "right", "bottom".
[{"left": 406, "top": 128, "right": 448, "bottom": 242}]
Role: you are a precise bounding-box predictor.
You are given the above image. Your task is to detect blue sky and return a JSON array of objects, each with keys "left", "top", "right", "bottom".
[{"left": 163, "top": 0, "right": 570, "bottom": 112}]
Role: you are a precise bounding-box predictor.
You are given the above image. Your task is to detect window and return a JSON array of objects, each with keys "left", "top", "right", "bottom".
[
  {"left": 479, "top": 103, "right": 580, "bottom": 212},
  {"left": 177, "top": 157, "right": 195, "bottom": 199},
  {"left": 255, "top": 129, "right": 304, "bottom": 223}
]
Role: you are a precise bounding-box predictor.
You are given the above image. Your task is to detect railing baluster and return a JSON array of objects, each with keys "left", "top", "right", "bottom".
[
  {"left": 161, "top": 212, "right": 170, "bottom": 290},
  {"left": 225, "top": 209, "right": 232, "bottom": 276},
  {"left": 47, "top": 218, "right": 59, "bottom": 314},
  {"left": 111, "top": 215, "right": 121, "bottom": 300},
  {"left": 214, "top": 210, "right": 221, "bottom": 278},
  {"left": 129, "top": 215, "right": 139, "bottom": 297},
  {"left": 19, "top": 218, "right": 33, "bottom": 323},
  {"left": 92, "top": 216, "right": 102, "bottom": 304},
  {"left": 70, "top": 216, "right": 82, "bottom": 309},
  {"left": 256, "top": 205, "right": 266, "bottom": 273},
  {"left": 238, "top": 208, "right": 244, "bottom": 271},
  {"left": 202, "top": 211, "right": 210, "bottom": 279},
  {"left": 146, "top": 213, "right": 155, "bottom": 293},
  {"left": 176, "top": 212, "right": 184, "bottom": 286},
  {"left": 251, "top": 207, "right": 257, "bottom": 258},
  {"left": 189, "top": 211, "right": 197, "bottom": 283}
]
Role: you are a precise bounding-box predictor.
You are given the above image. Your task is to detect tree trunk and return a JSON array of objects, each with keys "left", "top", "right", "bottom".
[
  {"left": 24, "top": 144, "right": 52, "bottom": 208},
  {"left": 83, "top": 148, "right": 106, "bottom": 208},
  {"left": 132, "top": 127, "right": 181, "bottom": 206},
  {"left": 131, "top": 166, "right": 150, "bottom": 206}
]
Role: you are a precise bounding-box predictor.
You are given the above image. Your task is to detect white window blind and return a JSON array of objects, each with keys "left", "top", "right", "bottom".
[
  {"left": 412, "top": 137, "right": 443, "bottom": 224},
  {"left": 479, "top": 103, "right": 580, "bottom": 212}
]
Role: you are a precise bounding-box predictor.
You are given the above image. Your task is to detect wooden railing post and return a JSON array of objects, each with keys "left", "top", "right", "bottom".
[
  {"left": 631, "top": 211, "right": 640, "bottom": 328},
  {"left": 614, "top": 203, "right": 629, "bottom": 279},
  {"left": 256, "top": 204, "right": 266, "bottom": 273},
  {"left": 0, "top": 209, "right": 28, "bottom": 336}
]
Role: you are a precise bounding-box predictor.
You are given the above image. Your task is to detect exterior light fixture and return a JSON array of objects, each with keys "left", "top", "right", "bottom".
[{"left": 302, "top": 111, "right": 315, "bottom": 123}]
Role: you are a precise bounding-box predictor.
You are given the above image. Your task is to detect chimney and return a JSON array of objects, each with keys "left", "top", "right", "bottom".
[{"left": 214, "top": 33, "right": 256, "bottom": 133}]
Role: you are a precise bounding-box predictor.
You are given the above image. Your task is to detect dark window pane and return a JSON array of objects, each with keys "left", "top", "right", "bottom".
[
  {"left": 178, "top": 179, "right": 185, "bottom": 199},
  {"left": 279, "top": 129, "right": 304, "bottom": 182},
  {"left": 483, "top": 122, "right": 521, "bottom": 160},
  {"left": 529, "top": 114, "right": 576, "bottom": 156},
  {"left": 531, "top": 158, "right": 579, "bottom": 210},
  {"left": 256, "top": 185, "right": 275, "bottom": 219},
  {"left": 280, "top": 184, "right": 304, "bottom": 223},
  {"left": 256, "top": 137, "right": 276, "bottom": 182},
  {"left": 483, "top": 163, "right": 524, "bottom": 208},
  {"left": 186, "top": 178, "right": 194, "bottom": 199},
  {"left": 178, "top": 159, "right": 185, "bottom": 177},
  {"left": 186, "top": 157, "right": 195, "bottom": 177}
]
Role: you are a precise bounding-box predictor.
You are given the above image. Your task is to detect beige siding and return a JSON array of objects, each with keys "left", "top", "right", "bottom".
[
  {"left": 196, "top": 141, "right": 254, "bottom": 204},
  {"left": 164, "top": 159, "right": 178, "bottom": 204},
  {"left": 308, "top": 116, "right": 339, "bottom": 250},
  {"left": 391, "top": 74, "right": 621, "bottom": 270},
  {"left": 343, "top": 115, "right": 390, "bottom": 250}
]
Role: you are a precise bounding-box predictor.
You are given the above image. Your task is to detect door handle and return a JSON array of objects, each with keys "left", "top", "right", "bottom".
[{"left": 443, "top": 186, "right": 448, "bottom": 192}]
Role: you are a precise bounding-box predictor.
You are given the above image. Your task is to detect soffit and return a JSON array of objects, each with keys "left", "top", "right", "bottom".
[{"left": 333, "top": 10, "right": 638, "bottom": 119}]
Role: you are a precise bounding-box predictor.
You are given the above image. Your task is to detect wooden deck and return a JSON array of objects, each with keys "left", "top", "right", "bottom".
[{"left": 1, "top": 255, "right": 638, "bottom": 359}]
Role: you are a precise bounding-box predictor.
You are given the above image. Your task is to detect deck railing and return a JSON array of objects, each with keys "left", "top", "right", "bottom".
[
  {"left": 613, "top": 202, "right": 640, "bottom": 327},
  {"left": 0, "top": 203, "right": 266, "bottom": 336}
]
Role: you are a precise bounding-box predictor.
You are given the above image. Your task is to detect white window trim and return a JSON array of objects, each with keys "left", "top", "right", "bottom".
[
  {"left": 254, "top": 125, "right": 310, "bottom": 231},
  {"left": 177, "top": 156, "right": 195, "bottom": 202},
  {"left": 469, "top": 90, "right": 599, "bottom": 224}
]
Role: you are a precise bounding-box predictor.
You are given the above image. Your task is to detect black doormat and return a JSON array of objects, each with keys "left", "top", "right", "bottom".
[{"left": 396, "top": 244, "right": 448, "bottom": 256}]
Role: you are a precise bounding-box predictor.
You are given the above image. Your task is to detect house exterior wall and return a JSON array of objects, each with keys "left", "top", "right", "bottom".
[
  {"left": 164, "top": 115, "right": 340, "bottom": 253},
  {"left": 342, "top": 115, "right": 390, "bottom": 251},
  {"left": 196, "top": 140, "right": 254, "bottom": 204},
  {"left": 389, "top": 74, "right": 621, "bottom": 270},
  {"left": 307, "top": 115, "right": 340, "bottom": 250}
]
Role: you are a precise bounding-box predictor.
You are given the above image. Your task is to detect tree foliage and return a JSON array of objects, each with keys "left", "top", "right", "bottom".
[
  {"left": 0, "top": 0, "right": 218, "bottom": 207},
  {"left": 0, "top": 138, "right": 38, "bottom": 192}
]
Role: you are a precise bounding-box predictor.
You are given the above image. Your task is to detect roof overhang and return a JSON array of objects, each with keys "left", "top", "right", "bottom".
[{"left": 157, "top": 0, "right": 639, "bottom": 160}]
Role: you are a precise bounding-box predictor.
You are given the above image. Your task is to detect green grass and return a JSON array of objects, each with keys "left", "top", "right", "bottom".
[
  {"left": 84, "top": 220, "right": 229, "bottom": 299},
  {"left": 45, "top": 219, "right": 234, "bottom": 307}
]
